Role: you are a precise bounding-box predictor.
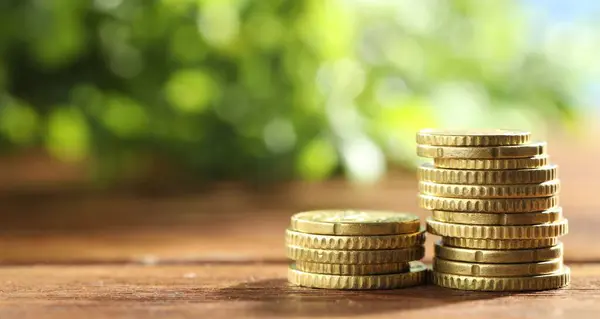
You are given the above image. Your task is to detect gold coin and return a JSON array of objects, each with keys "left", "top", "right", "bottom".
[
  {"left": 434, "top": 241, "right": 563, "bottom": 263},
  {"left": 442, "top": 237, "right": 559, "bottom": 250},
  {"left": 433, "top": 258, "right": 562, "bottom": 277},
  {"left": 290, "top": 210, "right": 421, "bottom": 235},
  {"left": 286, "top": 245, "right": 425, "bottom": 264},
  {"left": 285, "top": 228, "right": 425, "bottom": 250},
  {"left": 431, "top": 209, "right": 563, "bottom": 225},
  {"left": 294, "top": 261, "right": 410, "bottom": 275},
  {"left": 419, "top": 180, "right": 560, "bottom": 198},
  {"left": 431, "top": 267, "right": 570, "bottom": 291},
  {"left": 418, "top": 163, "right": 557, "bottom": 185},
  {"left": 416, "top": 129, "right": 531, "bottom": 147},
  {"left": 426, "top": 218, "right": 568, "bottom": 239},
  {"left": 417, "top": 142, "right": 546, "bottom": 159},
  {"left": 433, "top": 156, "right": 548, "bottom": 170},
  {"left": 288, "top": 262, "right": 428, "bottom": 290},
  {"left": 419, "top": 195, "right": 558, "bottom": 213}
]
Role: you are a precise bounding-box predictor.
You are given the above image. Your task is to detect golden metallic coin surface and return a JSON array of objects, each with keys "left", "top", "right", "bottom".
[
  {"left": 416, "top": 129, "right": 531, "bottom": 147},
  {"left": 288, "top": 262, "right": 428, "bottom": 290},
  {"left": 419, "top": 195, "right": 558, "bottom": 213},
  {"left": 433, "top": 156, "right": 548, "bottom": 170},
  {"left": 294, "top": 261, "right": 410, "bottom": 275},
  {"left": 442, "top": 237, "right": 559, "bottom": 250},
  {"left": 285, "top": 228, "right": 425, "bottom": 250},
  {"left": 431, "top": 209, "right": 563, "bottom": 225},
  {"left": 286, "top": 245, "right": 425, "bottom": 264},
  {"left": 434, "top": 241, "right": 563, "bottom": 263},
  {"left": 431, "top": 267, "right": 570, "bottom": 291},
  {"left": 419, "top": 180, "right": 560, "bottom": 199},
  {"left": 426, "top": 218, "right": 568, "bottom": 239},
  {"left": 418, "top": 163, "right": 557, "bottom": 185},
  {"left": 433, "top": 258, "right": 562, "bottom": 277},
  {"left": 417, "top": 142, "right": 546, "bottom": 159},
  {"left": 290, "top": 210, "right": 420, "bottom": 235}
]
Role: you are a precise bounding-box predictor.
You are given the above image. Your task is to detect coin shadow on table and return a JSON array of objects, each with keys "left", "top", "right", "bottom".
[{"left": 208, "top": 278, "right": 516, "bottom": 317}]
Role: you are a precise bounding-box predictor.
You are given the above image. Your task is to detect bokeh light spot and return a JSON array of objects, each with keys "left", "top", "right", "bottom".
[
  {"left": 341, "top": 136, "right": 385, "bottom": 184},
  {"left": 197, "top": 2, "right": 240, "bottom": 47},
  {"left": 263, "top": 118, "right": 296, "bottom": 154},
  {"left": 101, "top": 95, "right": 148, "bottom": 138},
  {"left": 46, "top": 107, "right": 90, "bottom": 162},
  {"left": 0, "top": 98, "right": 39, "bottom": 145},
  {"left": 165, "top": 69, "right": 218, "bottom": 113},
  {"left": 317, "top": 59, "right": 366, "bottom": 98},
  {"left": 109, "top": 45, "right": 144, "bottom": 78},
  {"left": 297, "top": 137, "right": 338, "bottom": 181}
]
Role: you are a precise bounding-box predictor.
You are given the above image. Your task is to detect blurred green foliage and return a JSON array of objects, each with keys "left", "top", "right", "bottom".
[{"left": 0, "top": 0, "right": 591, "bottom": 183}]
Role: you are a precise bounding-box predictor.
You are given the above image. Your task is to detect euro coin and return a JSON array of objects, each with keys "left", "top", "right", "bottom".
[
  {"left": 431, "top": 267, "right": 570, "bottom": 291},
  {"left": 431, "top": 209, "right": 562, "bottom": 225},
  {"left": 426, "top": 218, "right": 568, "bottom": 239},
  {"left": 417, "top": 142, "right": 546, "bottom": 159},
  {"left": 442, "top": 237, "right": 559, "bottom": 250},
  {"left": 418, "top": 163, "right": 557, "bottom": 185},
  {"left": 433, "top": 156, "right": 548, "bottom": 170},
  {"left": 433, "top": 258, "right": 562, "bottom": 277},
  {"left": 286, "top": 245, "right": 425, "bottom": 264},
  {"left": 434, "top": 241, "right": 563, "bottom": 263},
  {"left": 290, "top": 210, "right": 420, "bottom": 235},
  {"left": 416, "top": 129, "right": 530, "bottom": 147},
  {"left": 419, "top": 180, "right": 560, "bottom": 198},
  {"left": 419, "top": 195, "right": 558, "bottom": 213},
  {"left": 294, "top": 261, "right": 410, "bottom": 275},
  {"left": 285, "top": 228, "right": 425, "bottom": 250},
  {"left": 288, "top": 262, "right": 428, "bottom": 290}
]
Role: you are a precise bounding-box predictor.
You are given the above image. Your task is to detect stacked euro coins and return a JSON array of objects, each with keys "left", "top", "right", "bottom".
[
  {"left": 416, "top": 129, "right": 570, "bottom": 291},
  {"left": 285, "top": 210, "right": 428, "bottom": 290}
]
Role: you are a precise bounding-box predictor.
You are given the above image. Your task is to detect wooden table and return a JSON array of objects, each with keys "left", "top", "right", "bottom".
[{"left": 0, "top": 132, "right": 599, "bottom": 318}]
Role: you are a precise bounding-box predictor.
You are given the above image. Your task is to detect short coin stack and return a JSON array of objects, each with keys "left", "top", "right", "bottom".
[
  {"left": 286, "top": 210, "right": 428, "bottom": 290},
  {"left": 416, "top": 129, "right": 570, "bottom": 291}
]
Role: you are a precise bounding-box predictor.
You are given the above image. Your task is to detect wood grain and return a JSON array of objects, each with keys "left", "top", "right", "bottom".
[
  {"left": 0, "top": 176, "right": 597, "bottom": 264},
  {"left": 0, "top": 263, "right": 596, "bottom": 319}
]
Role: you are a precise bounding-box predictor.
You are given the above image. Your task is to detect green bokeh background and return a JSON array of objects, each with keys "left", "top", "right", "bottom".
[{"left": 0, "top": 0, "right": 594, "bottom": 184}]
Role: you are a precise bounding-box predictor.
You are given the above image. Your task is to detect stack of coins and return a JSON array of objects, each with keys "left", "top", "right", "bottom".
[
  {"left": 286, "top": 210, "right": 428, "bottom": 290},
  {"left": 416, "top": 129, "right": 570, "bottom": 291}
]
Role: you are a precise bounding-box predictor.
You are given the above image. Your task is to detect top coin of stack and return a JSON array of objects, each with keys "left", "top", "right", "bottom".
[
  {"left": 415, "top": 129, "right": 569, "bottom": 292},
  {"left": 285, "top": 210, "right": 428, "bottom": 290}
]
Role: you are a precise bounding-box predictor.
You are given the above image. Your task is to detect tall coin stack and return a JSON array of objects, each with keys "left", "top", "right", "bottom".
[
  {"left": 286, "top": 210, "right": 428, "bottom": 290},
  {"left": 416, "top": 129, "right": 570, "bottom": 291}
]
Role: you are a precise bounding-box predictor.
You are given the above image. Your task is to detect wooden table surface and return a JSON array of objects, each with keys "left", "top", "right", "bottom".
[{"left": 0, "top": 132, "right": 599, "bottom": 318}]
